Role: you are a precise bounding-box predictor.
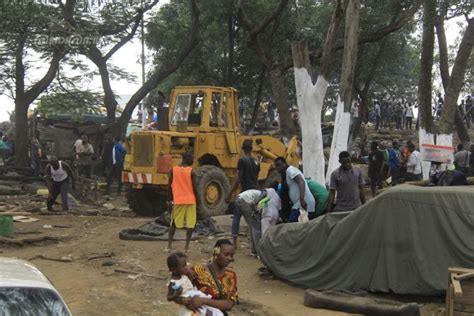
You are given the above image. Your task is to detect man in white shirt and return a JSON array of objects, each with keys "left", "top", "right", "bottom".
[
  {"left": 406, "top": 144, "right": 423, "bottom": 181},
  {"left": 274, "top": 157, "right": 315, "bottom": 223}
]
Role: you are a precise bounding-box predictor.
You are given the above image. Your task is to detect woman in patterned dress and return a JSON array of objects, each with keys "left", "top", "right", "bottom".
[{"left": 182, "top": 239, "right": 237, "bottom": 315}]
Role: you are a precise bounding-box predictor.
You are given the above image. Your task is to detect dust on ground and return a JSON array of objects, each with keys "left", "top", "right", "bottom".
[{"left": 2, "top": 196, "right": 444, "bottom": 316}]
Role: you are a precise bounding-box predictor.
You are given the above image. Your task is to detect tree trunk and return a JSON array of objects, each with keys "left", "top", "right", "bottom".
[
  {"left": 353, "top": 38, "right": 387, "bottom": 136},
  {"left": 290, "top": 0, "right": 343, "bottom": 185},
  {"left": 327, "top": 0, "right": 360, "bottom": 181},
  {"left": 247, "top": 68, "right": 266, "bottom": 135},
  {"left": 97, "top": 60, "right": 118, "bottom": 124},
  {"left": 269, "top": 67, "right": 296, "bottom": 139},
  {"left": 438, "top": 17, "right": 474, "bottom": 135},
  {"left": 417, "top": 0, "right": 436, "bottom": 133},
  {"left": 226, "top": 0, "right": 235, "bottom": 86},
  {"left": 417, "top": 0, "right": 440, "bottom": 180},
  {"left": 14, "top": 100, "right": 30, "bottom": 167},
  {"left": 435, "top": 16, "right": 471, "bottom": 144},
  {"left": 292, "top": 41, "right": 327, "bottom": 184}
]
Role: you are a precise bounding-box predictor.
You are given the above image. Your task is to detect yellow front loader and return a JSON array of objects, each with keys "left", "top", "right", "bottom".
[{"left": 123, "top": 86, "right": 299, "bottom": 217}]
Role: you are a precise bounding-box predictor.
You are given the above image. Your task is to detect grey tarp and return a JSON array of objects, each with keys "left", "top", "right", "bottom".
[{"left": 259, "top": 185, "right": 474, "bottom": 295}]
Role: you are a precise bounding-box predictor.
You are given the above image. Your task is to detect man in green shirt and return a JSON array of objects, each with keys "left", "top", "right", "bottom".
[{"left": 306, "top": 179, "right": 329, "bottom": 218}]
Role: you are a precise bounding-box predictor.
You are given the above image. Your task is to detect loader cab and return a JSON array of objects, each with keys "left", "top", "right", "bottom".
[{"left": 168, "top": 86, "right": 239, "bottom": 132}]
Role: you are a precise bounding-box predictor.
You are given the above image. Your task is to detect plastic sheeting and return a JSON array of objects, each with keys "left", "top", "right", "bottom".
[{"left": 259, "top": 185, "right": 474, "bottom": 295}]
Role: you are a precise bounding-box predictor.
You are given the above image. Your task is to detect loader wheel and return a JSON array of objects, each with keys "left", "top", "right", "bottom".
[
  {"left": 126, "top": 186, "right": 167, "bottom": 217},
  {"left": 194, "top": 165, "right": 230, "bottom": 218}
]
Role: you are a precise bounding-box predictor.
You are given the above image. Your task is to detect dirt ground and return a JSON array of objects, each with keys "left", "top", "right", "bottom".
[{"left": 2, "top": 197, "right": 445, "bottom": 316}]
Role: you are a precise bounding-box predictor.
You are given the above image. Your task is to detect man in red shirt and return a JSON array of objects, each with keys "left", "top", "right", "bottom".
[{"left": 167, "top": 152, "right": 197, "bottom": 253}]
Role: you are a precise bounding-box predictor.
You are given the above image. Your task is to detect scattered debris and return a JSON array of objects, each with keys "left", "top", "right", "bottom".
[
  {"left": 102, "top": 258, "right": 119, "bottom": 266},
  {"left": 0, "top": 235, "right": 66, "bottom": 247},
  {"left": 304, "top": 290, "right": 420, "bottom": 315},
  {"left": 13, "top": 215, "right": 39, "bottom": 223},
  {"left": 127, "top": 274, "right": 142, "bottom": 281},
  {"left": 88, "top": 252, "right": 115, "bottom": 261},
  {"left": 114, "top": 268, "right": 167, "bottom": 280},
  {"left": 102, "top": 203, "right": 115, "bottom": 210},
  {"left": 28, "top": 254, "right": 73, "bottom": 263}
]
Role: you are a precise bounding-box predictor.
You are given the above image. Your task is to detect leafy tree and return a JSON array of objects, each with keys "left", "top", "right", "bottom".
[
  {"left": 37, "top": 90, "right": 103, "bottom": 117},
  {"left": 0, "top": 1, "right": 74, "bottom": 167}
]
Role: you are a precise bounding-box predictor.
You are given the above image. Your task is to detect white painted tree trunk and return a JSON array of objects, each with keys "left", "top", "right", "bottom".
[
  {"left": 418, "top": 128, "right": 453, "bottom": 180},
  {"left": 326, "top": 96, "right": 351, "bottom": 183},
  {"left": 294, "top": 70, "right": 328, "bottom": 185}
]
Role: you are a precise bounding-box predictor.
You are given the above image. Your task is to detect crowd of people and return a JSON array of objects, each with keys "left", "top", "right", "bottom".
[
  {"left": 366, "top": 93, "right": 473, "bottom": 131},
  {"left": 163, "top": 141, "right": 370, "bottom": 314},
  {"left": 163, "top": 133, "right": 474, "bottom": 314}
]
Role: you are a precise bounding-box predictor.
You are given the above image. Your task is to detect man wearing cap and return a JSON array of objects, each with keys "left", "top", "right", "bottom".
[{"left": 45, "top": 157, "right": 75, "bottom": 212}]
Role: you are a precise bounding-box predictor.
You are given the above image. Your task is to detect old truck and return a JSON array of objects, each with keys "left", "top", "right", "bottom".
[{"left": 123, "top": 86, "right": 300, "bottom": 217}]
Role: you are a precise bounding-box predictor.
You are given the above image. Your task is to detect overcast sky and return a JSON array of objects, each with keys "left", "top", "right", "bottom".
[{"left": 0, "top": 11, "right": 468, "bottom": 122}]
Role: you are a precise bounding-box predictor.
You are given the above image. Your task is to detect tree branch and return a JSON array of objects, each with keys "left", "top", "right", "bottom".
[
  {"left": 314, "top": 0, "right": 422, "bottom": 59},
  {"left": 319, "top": 0, "right": 344, "bottom": 78},
  {"left": 98, "top": 0, "right": 159, "bottom": 36},
  {"left": 104, "top": 11, "right": 142, "bottom": 60}
]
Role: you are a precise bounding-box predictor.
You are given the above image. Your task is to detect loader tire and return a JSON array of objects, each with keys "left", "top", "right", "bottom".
[
  {"left": 126, "top": 186, "right": 167, "bottom": 217},
  {"left": 194, "top": 165, "right": 230, "bottom": 218}
]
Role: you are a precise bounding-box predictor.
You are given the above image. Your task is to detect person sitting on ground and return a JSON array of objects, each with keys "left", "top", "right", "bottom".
[
  {"left": 274, "top": 157, "right": 315, "bottom": 222},
  {"left": 45, "top": 157, "right": 75, "bottom": 213},
  {"left": 368, "top": 141, "right": 385, "bottom": 197},
  {"left": 305, "top": 178, "right": 328, "bottom": 218},
  {"left": 166, "top": 252, "right": 223, "bottom": 316},
  {"left": 327, "top": 151, "right": 366, "bottom": 212},
  {"left": 167, "top": 152, "right": 197, "bottom": 253},
  {"left": 180, "top": 239, "right": 237, "bottom": 316}
]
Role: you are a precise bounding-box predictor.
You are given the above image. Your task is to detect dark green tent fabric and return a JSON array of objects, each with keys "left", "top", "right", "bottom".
[{"left": 258, "top": 185, "right": 474, "bottom": 295}]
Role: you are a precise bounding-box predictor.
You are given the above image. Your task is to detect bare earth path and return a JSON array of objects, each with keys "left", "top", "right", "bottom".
[{"left": 2, "top": 213, "right": 443, "bottom": 315}]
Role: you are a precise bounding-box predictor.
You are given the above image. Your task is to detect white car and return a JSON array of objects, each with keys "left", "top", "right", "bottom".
[{"left": 0, "top": 257, "right": 72, "bottom": 315}]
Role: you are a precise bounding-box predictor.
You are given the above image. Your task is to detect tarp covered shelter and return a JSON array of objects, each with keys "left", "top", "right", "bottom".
[{"left": 259, "top": 185, "right": 474, "bottom": 295}]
